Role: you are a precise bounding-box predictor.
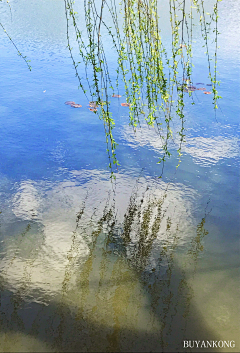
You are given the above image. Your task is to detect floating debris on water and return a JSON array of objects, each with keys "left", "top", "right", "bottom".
[
  {"left": 179, "top": 44, "right": 187, "bottom": 48},
  {"left": 204, "top": 91, "right": 212, "bottom": 94},
  {"left": 206, "top": 84, "right": 212, "bottom": 86},
  {"left": 197, "top": 87, "right": 206, "bottom": 91},
  {"left": 89, "top": 108, "right": 97, "bottom": 112},
  {"left": 89, "top": 102, "right": 98, "bottom": 108},
  {"left": 71, "top": 103, "right": 82, "bottom": 108},
  {"left": 196, "top": 83, "right": 205, "bottom": 85},
  {"left": 187, "top": 85, "right": 197, "bottom": 91},
  {"left": 180, "top": 85, "right": 196, "bottom": 92},
  {"left": 121, "top": 102, "right": 131, "bottom": 107},
  {"left": 89, "top": 101, "right": 108, "bottom": 107},
  {"left": 65, "top": 101, "right": 82, "bottom": 108},
  {"left": 112, "top": 94, "right": 122, "bottom": 98}
]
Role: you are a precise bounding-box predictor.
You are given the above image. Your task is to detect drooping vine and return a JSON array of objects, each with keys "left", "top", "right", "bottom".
[
  {"left": 64, "top": 0, "right": 221, "bottom": 176},
  {"left": 0, "top": 0, "right": 32, "bottom": 70}
]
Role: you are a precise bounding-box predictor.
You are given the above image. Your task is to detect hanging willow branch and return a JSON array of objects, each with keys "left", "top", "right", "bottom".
[
  {"left": 0, "top": 0, "right": 31, "bottom": 70},
  {"left": 64, "top": 0, "right": 221, "bottom": 177}
]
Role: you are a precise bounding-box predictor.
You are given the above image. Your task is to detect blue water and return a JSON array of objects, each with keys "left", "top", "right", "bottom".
[{"left": 0, "top": 0, "right": 239, "bottom": 351}]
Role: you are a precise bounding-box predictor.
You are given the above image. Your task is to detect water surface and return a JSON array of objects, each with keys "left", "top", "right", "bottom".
[{"left": 0, "top": 0, "right": 239, "bottom": 352}]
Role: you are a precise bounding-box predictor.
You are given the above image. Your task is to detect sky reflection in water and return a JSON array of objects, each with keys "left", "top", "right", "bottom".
[{"left": 0, "top": 0, "right": 239, "bottom": 351}]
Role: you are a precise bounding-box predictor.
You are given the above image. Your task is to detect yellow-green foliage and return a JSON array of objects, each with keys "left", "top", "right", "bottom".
[{"left": 64, "top": 0, "right": 220, "bottom": 175}]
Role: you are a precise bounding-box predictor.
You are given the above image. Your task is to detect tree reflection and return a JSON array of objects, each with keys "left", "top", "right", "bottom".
[{"left": 0, "top": 182, "right": 221, "bottom": 352}]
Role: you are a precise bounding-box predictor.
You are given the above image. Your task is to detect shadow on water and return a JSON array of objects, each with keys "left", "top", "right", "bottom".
[{"left": 0, "top": 181, "right": 230, "bottom": 352}]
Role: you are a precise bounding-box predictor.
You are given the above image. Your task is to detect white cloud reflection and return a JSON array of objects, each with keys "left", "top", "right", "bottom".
[
  {"left": 122, "top": 125, "right": 239, "bottom": 166},
  {"left": 1, "top": 171, "right": 198, "bottom": 298},
  {"left": 1, "top": 171, "right": 238, "bottom": 348},
  {"left": 0, "top": 171, "right": 201, "bottom": 345},
  {"left": 182, "top": 136, "right": 239, "bottom": 166},
  {"left": 12, "top": 180, "right": 41, "bottom": 220}
]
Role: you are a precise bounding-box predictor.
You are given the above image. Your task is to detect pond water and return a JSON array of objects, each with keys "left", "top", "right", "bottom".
[{"left": 0, "top": 0, "right": 239, "bottom": 352}]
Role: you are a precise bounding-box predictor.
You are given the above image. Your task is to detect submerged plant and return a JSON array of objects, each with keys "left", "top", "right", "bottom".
[{"left": 64, "top": 0, "right": 221, "bottom": 176}]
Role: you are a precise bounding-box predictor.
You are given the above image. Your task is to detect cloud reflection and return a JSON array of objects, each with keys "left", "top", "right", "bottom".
[
  {"left": 122, "top": 125, "right": 239, "bottom": 166},
  {"left": 0, "top": 170, "right": 238, "bottom": 351},
  {"left": 12, "top": 180, "right": 41, "bottom": 220},
  {"left": 182, "top": 136, "right": 239, "bottom": 166},
  {"left": 2, "top": 171, "right": 197, "bottom": 297}
]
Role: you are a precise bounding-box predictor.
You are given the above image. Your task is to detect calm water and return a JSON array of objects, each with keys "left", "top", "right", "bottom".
[{"left": 0, "top": 0, "right": 239, "bottom": 352}]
